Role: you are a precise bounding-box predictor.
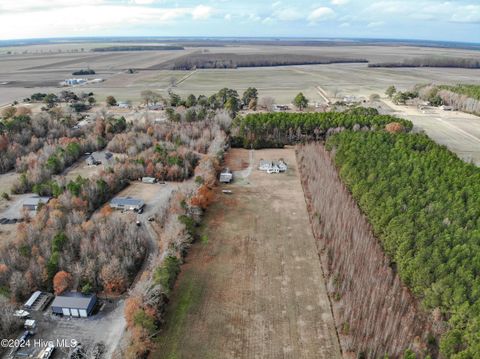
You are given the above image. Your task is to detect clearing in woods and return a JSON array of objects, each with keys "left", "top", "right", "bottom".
[{"left": 152, "top": 148, "right": 341, "bottom": 359}]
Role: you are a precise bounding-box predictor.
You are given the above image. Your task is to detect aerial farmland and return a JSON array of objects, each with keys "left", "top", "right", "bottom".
[{"left": 0, "top": 29, "right": 480, "bottom": 359}]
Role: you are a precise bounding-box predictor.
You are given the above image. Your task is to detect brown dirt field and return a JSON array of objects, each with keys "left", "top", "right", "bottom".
[
  {"left": 224, "top": 148, "right": 250, "bottom": 171},
  {"left": 152, "top": 148, "right": 341, "bottom": 359}
]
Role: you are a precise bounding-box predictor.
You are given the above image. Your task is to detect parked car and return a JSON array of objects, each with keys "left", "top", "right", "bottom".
[
  {"left": 41, "top": 342, "right": 55, "bottom": 359},
  {"left": 14, "top": 310, "right": 30, "bottom": 318}
]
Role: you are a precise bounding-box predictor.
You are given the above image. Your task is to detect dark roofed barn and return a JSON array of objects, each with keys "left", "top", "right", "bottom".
[{"left": 51, "top": 292, "right": 97, "bottom": 317}]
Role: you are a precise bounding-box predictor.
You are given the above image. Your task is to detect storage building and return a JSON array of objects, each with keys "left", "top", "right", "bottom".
[
  {"left": 219, "top": 168, "right": 233, "bottom": 183},
  {"left": 23, "top": 197, "right": 51, "bottom": 211},
  {"left": 51, "top": 292, "right": 97, "bottom": 318},
  {"left": 110, "top": 197, "right": 145, "bottom": 211}
]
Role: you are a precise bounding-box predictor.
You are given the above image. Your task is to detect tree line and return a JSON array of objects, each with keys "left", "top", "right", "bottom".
[
  {"left": 419, "top": 84, "right": 480, "bottom": 115},
  {"left": 369, "top": 57, "right": 480, "bottom": 69},
  {"left": 231, "top": 111, "right": 413, "bottom": 148},
  {"left": 154, "top": 52, "right": 367, "bottom": 70},
  {"left": 92, "top": 45, "right": 184, "bottom": 52},
  {"left": 386, "top": 84, "right": 480, "bottom": 116},
  {"left": 298, "top": 143, "right": 434, "bottom": 358},
  {"left": 120, "top": 132, "right": 226, "bottom": 358},
  {"left": 326, "top": 131, "right": 480, "bottom": 358}
]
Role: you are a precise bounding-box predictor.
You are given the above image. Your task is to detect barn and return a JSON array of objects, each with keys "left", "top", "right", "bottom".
[{"left": 51, "top": 292, "right": 97, "bottom": 318}]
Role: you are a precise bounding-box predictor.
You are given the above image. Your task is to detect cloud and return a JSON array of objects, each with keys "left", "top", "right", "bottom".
[
  {"left": 130, "top": 0, "right": 156, "bottom": 4},
  {"left": 450, "top": 4, "right": 480, "bottom": 24},
  {"left": 0, "top": 0, "right": 105, "bottom": 12},
  {"left": 365, "top": 1, "right": 480, "bottom": 24},
  {"left": 192, "top": 5, "right": 214, "bottom": 20},
  {"left": 339, "top": 22, "right": 350, "bottom": 27},
  {"left": 273, "top": 7, "right": 303, "bottom": 21},
  {"left": 331, "top": 0, "right": 349, "bottom": 5},
  {"left": 0, "top": 4, "right": 216, "bottom": 39},
  {"left": 262, "top": 17, "right": 275, "bottom": 24},
  {"left": 224, "top": 13, "right": 232, "bottom": 21},
  {"left": 308, "top": 7, "right": 335, "bottom": 22}
]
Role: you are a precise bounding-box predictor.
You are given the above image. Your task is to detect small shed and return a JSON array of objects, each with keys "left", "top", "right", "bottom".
[
  {"left": 273, "top": 104, "right": 289, "bottom": 112},
  {"left": 219, "top": 168, "right": 233, "bottom": 183},
  {"left": 51, "top": 292, "right": 96, "bottom": 318},
  {"left": 23, "top": 196, "right": 51, "bottom": 211},
  {"left": 142, "top": 177, "right": 156, "bottom": 184}
]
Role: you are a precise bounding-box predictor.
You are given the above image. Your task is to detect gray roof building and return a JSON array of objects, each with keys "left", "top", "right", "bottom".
[
  {"left": 219, "top": 168, "right": 233, "bottom": 183},
  {"left": 110, "top": 197, "right": 145, "bottom": 211},
  {"left": 23, "top": 196, "right": 51, "bottom": 211},
  {"left": 51, "top": 292, "right": 97, "bottom": 317}
]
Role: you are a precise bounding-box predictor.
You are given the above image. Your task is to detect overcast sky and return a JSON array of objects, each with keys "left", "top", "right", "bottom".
[{"left": 0, "top": 0, "right": 479, "bottom": 42}]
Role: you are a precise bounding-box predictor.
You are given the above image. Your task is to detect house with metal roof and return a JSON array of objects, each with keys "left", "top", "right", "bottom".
[
  {"left": 23, "top": 196, "right": 51, "bottom": 211},
  {"left": 109, "top": 196, "right": 145, "bottom": 211},
  {"left": 51, "top": 292, "right": 97, "bottom": 317}
]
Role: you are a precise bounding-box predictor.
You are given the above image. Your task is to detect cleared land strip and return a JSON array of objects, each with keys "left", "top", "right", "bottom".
[{"left": 152, "top": 148, "right": 341, "bottom": 359}]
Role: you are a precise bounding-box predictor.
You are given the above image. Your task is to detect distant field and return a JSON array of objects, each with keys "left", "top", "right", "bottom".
[{"left": 1, "top": 43, "right": 480, "bottom": 105}]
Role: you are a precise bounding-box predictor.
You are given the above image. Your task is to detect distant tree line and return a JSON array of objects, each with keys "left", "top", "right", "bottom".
[
  {"left": 153, "top": 53, "right": 367, "bottom": 70},
  {"left": 72, "top": 69, "right": 95, "bottom": 75},
  {"left": 418, "top": 84, "right": 480, "bottom": 115},
  {"left": 386, "top": 84, "right": 480, "bottom": 115},
  {"left": 369, "top": 56, "right": 480, "bottom": 68},
  {"left": 154, "top": 87, "right": 258, "bottom": 119},
  {"left": 231, "top": 111, "right": 413, "bottom": 148},
  {"left": 92, "top": 45, "right": 184, "bottom": 52}
]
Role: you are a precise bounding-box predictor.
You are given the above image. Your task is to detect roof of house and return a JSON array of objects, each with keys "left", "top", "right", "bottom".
[
  {"left": 23, "top": 196, "right": 51, "bottom": 207},
  {"left": 51, "top": 292, "right": 96, "bottom": 310},
  {"left": 110, "top": 197, "right": 145, "bottom": 207}
]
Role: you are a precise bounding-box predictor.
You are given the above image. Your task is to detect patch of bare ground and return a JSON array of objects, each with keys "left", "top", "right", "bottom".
[
  {"left": 224, "top": 148, "right": 250, "bottom": 171},
  {"left": 152, "top": 148, "right": 341, "bottom": 359}
]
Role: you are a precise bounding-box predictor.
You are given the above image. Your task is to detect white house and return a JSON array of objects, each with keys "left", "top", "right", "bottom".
[
  {"left": 259, "top": 160, "right": 272, "bottom": 171},
  {"left": 277, "top": 160, "right": 288, "bottom": 172}
]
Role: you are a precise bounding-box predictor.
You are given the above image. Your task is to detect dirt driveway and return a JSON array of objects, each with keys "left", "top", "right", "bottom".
[{"left": 152, "top": 148, "right": 341, "bottom": 359}]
